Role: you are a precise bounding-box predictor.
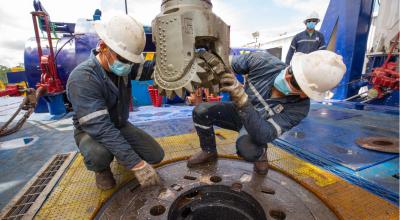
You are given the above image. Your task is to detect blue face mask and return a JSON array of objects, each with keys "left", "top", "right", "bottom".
[
  {"left": 109, "top": 60, "right": 133, "bottom": 76},
  {"left": 104, "top": 49, "right": 133, "bottom": 76},
  {"left": 274, "top": 69, "right": 295, "bottom": 95},
  {"left": 306, "top": 21, "right": 316, "bottom": 30}
]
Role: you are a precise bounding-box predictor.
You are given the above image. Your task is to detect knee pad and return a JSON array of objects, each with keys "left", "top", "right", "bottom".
[
  {"left": 84, "top": 147, "right": 114, "bottom": 171},
  {"left": 149, "top": 148, "right": 165, "bottom": 164},
  {"left": 236, "top": 135, "right": 261, "bottom": 162},
  {"left": 193, "top": 104, "right": 207, "bottom": 118}
]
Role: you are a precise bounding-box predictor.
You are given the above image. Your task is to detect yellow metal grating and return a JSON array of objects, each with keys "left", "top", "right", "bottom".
[{"left": 35, "top": 129, "right": 398, "bottom": 220}]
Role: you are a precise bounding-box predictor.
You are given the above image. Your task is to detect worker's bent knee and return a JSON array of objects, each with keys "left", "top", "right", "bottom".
[
  {"left": 192, "top": 104, "right": 211, "bottom": 122},
  {"left": 236, "top": 135, "right": 263, "bottom": 162},
  {"left": 147, "top": 147, "right": 165, "bottom": 164},
  {"left": 81, "top": 146, "right": 114, "bottom": 172}
]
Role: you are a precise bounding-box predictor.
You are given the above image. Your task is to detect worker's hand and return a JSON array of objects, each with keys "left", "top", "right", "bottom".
[
  {"left": 220, "top": 73, "right": 248, "bottom": 108},
  {"left": 131, "top": 160, "right": 160, "bottom": 187},
  {"left": 197, "top": 50, "right": 227, "bottom": 76}
]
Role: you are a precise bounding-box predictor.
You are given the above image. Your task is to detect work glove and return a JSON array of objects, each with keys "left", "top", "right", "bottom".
[
  {"left": 196, "top": 50, "right": 248, "bottom": 107},
  {"left": 220, "top": 73, "right": 248, "bottom": 108},
  {"left": 197, "top": 50, "right": 226, "bottom": 75},
  {"left": 131, "top": 161, "right": 160, "bottom": 187}
]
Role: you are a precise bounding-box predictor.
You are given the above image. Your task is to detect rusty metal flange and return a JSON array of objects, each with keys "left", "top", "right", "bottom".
[
  {"left": 356, "top": 136, "right": 399, "bottom": 153},
  {"left": 95, "top": 159, "right": 337, "bottom": 220}
]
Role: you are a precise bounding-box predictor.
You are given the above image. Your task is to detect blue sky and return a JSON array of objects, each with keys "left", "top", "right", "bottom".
[{"left": 0, "top": 0, "right": 330, "bottom": 67}]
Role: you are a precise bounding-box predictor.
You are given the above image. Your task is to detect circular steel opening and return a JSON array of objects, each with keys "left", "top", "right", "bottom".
[
  {"left": 95, "top": 159, "right": 338, "bottom": 220},
  {"left": 168, "top": 185, "right": 267, "bottom": 220},
  {"left": 356, "top": 136, "right": 399, "bottom": 153},
  {"left": 270, "top": 210, "right": 286, "bottom": 220},
  {"left": 210, "top": 175, "right": 222, "bottom": 183},
  {"left": 150, "top": 205, "right": 166, "bottom": 216},
  {"left": 372, "top": 140, "right": 393, "bottom": 146},
  {"left": 231, "top": 182, "right": 243, "bottom": 191},
  {"left": 185, "top": 190, "right": 200, "bottom": 199}
]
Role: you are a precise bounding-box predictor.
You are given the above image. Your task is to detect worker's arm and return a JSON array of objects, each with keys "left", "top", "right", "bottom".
[
  {"left": 231, "top": 52, "right": 286, "bottom": 77},
  {"left": 318, "top": 32, "right": 327, "bottom": 50},
  {"left": 285, "top": 36, "right": 297, "bottom": 65},
  {"left": 67, "top": 73, "right": 142, "bottom": 169},
  {"left": 130, "top": 60, "right": 155, "bottom": 81},
  {"left": 237, "top": 101, "right": 309, "bottom": 145}
]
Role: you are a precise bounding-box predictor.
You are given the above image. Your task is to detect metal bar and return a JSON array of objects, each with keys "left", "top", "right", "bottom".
[
  {"left": 31, "top": 14, "right": 43, "bottom": 59},
  {"left": 344, "top": 91, "right": 367, "bottom": 101},
  {"left": 42, "top": 13, "right": 59, "bottom": 80},
  {"left": 360, "top": 97, "right": 376, "bottom": 104},
  {"left": 125, "top": 0, "right": 128, "bottom": 14}
]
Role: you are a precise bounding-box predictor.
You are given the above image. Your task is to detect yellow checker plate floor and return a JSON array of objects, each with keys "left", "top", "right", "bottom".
[{"left": 35, "top": 129, "right": 398, "bottom": 220}]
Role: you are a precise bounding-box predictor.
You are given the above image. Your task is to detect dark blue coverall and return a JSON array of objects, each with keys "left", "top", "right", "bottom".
[
  {"left": 67, "top": 50, "right": 164, "bottom": 172},
  {"left": 193, "top": 52, "right": 310, "bottom": 161},
  {"left": 285, "top": 30, "right": 326, "bottom": 65}
]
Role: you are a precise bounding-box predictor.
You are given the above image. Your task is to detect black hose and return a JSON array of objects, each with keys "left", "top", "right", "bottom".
[{"left": 55, "top": 35, "right": 76, "bottom": 61}]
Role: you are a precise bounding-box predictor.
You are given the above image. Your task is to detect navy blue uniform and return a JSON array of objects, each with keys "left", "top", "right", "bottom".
[
  {"left": 285, "top": 30, "right": 326, "bottom": 65},
  {"left": 67, "top": 50, "right": 164, "bottom": 171},
  {"left": 193, "top": 52, "right": 310, "bottom": 161}
]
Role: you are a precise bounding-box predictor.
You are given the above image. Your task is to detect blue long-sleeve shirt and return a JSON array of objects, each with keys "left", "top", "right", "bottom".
[
  {"left": 231, "top": 52, "right": 310, "bottom": 145},
  {"left": 285, "top": 30, "right": 326, "bottom": 65},
  {"left": 66, "top": 50, "right": 154, "bottom": 169}
]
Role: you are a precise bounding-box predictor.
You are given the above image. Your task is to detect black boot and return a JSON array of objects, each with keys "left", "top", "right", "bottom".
[
  {"left": 187, "top": 151, "right": 218, "bottom": 168},
  {"left": 95, "top": 168, "right": 116, "bottom": 190},
  {"left": 253, "top": 149, "right": 269, "bottom": 175}
]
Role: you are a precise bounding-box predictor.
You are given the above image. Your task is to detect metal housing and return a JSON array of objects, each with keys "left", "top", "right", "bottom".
[{"left": 152, "top": 0, "right": 230, "bottom": 98}]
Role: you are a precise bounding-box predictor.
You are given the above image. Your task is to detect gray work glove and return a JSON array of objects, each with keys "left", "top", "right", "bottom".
[
  {"left": 197, "top": 50, "right": 227, "bottom": 75},
  {"left": 220, "top": 73, "right": 248, "bottom": 108},
  {"left": 131, "top": 161, "right": 160, "bottom": 187}
]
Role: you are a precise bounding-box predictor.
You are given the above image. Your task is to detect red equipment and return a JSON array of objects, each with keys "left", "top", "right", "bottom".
[
  {"left": 31, "top": 11, "right": 64, "bottom": 94},
  {"left": 369, "top": 33, "right": 399, "bottom": 98},
  {"left": 207, "top": 95, "right": 222, "bottom": 102},
  {"left": 0, "top": 85, "right": 19, "bottom": 97},
  {"left": 148, "top": 86, "right": 163, "bottom": 107}
]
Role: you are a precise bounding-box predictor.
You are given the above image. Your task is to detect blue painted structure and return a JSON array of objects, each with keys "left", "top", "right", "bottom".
[
  {"left": 320, "top": 0, "right": 374, "bottom": 100},
  {"left": 6, "top": 71, "right": 28, "bottom": 84},
  {"left": 131, "top": 80, "right": 153, "bottom": 106},
  {"left": 274, "top": 102, "right": 399, "bottom": 205},
  {"left": 24, "top": 21, "right": 157, "bottom": 111}
]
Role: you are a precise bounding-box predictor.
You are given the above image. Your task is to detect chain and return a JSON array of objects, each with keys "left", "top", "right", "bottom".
[{"left": 0, "top": 89, "right": 38, "bottom": 137}]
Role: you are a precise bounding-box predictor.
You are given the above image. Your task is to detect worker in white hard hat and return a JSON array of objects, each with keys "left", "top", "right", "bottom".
[
  {"left": 285, "top": 11, "right": 327, "bottom": 65},
  {"left": 187, "top": 50, "right": 346, "bottom": 175},
  {"left": 66, "top": 14, "right": 164, "bottom": 190}
]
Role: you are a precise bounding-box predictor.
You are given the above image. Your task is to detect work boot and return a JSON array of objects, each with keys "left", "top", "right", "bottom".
[
  {"left": 95, "top": 169, "right": 116, "bottom": 190},
  {"left": 253, "top": 149, "right": 269, "bottom": 175},
  {"left": 187, "top": 151, "right": 218, "bottom": 168}
]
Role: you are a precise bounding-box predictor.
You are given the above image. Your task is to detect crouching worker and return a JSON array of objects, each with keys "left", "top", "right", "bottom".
[
  {"left": 187, "top": 50, "right": 346, "bottom": 175},
  {"left": 67, "top": 14, "right": 164, "bottom": 190}
]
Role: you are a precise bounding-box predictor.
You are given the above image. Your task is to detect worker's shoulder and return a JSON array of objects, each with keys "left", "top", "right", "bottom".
[
  {"left": 68, "top": 58, "right": 99, "bottom": 82},
  {"left": 315, "top": 30, "right": 325, "bottom": 37},
  {"left": 243, "top": 51, "right": 284, "bottom": 67},
  {"left": 294, "top": 30, "right": 308, "bottom": 38},
  {"left": 250, "top": 51, "right": 281, "bottom": 61},
  {"left": 245, "top": 51, "right": 272, "bottom": 58}
]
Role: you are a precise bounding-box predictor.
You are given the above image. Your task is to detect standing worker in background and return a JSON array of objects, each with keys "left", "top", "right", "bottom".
[
  {"left": 67, "top": 14, "right": 164, "bottom": 190},
  {"left": 187, "top": 50, "right": 346, "bottom": 175},
  {"left": 285, "top": 11, "right": 326, "bottom": 65}
]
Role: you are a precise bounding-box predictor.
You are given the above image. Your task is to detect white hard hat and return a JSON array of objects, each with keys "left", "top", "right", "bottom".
[
  {"left": 304, "top": 11, "right": 320, "bottom": 23},
  {"left": 291, "top": 50, "right": 346, "bottom": 101},
  {"left": 94, "top": 14, "right": 145, "bottom": 63}
]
